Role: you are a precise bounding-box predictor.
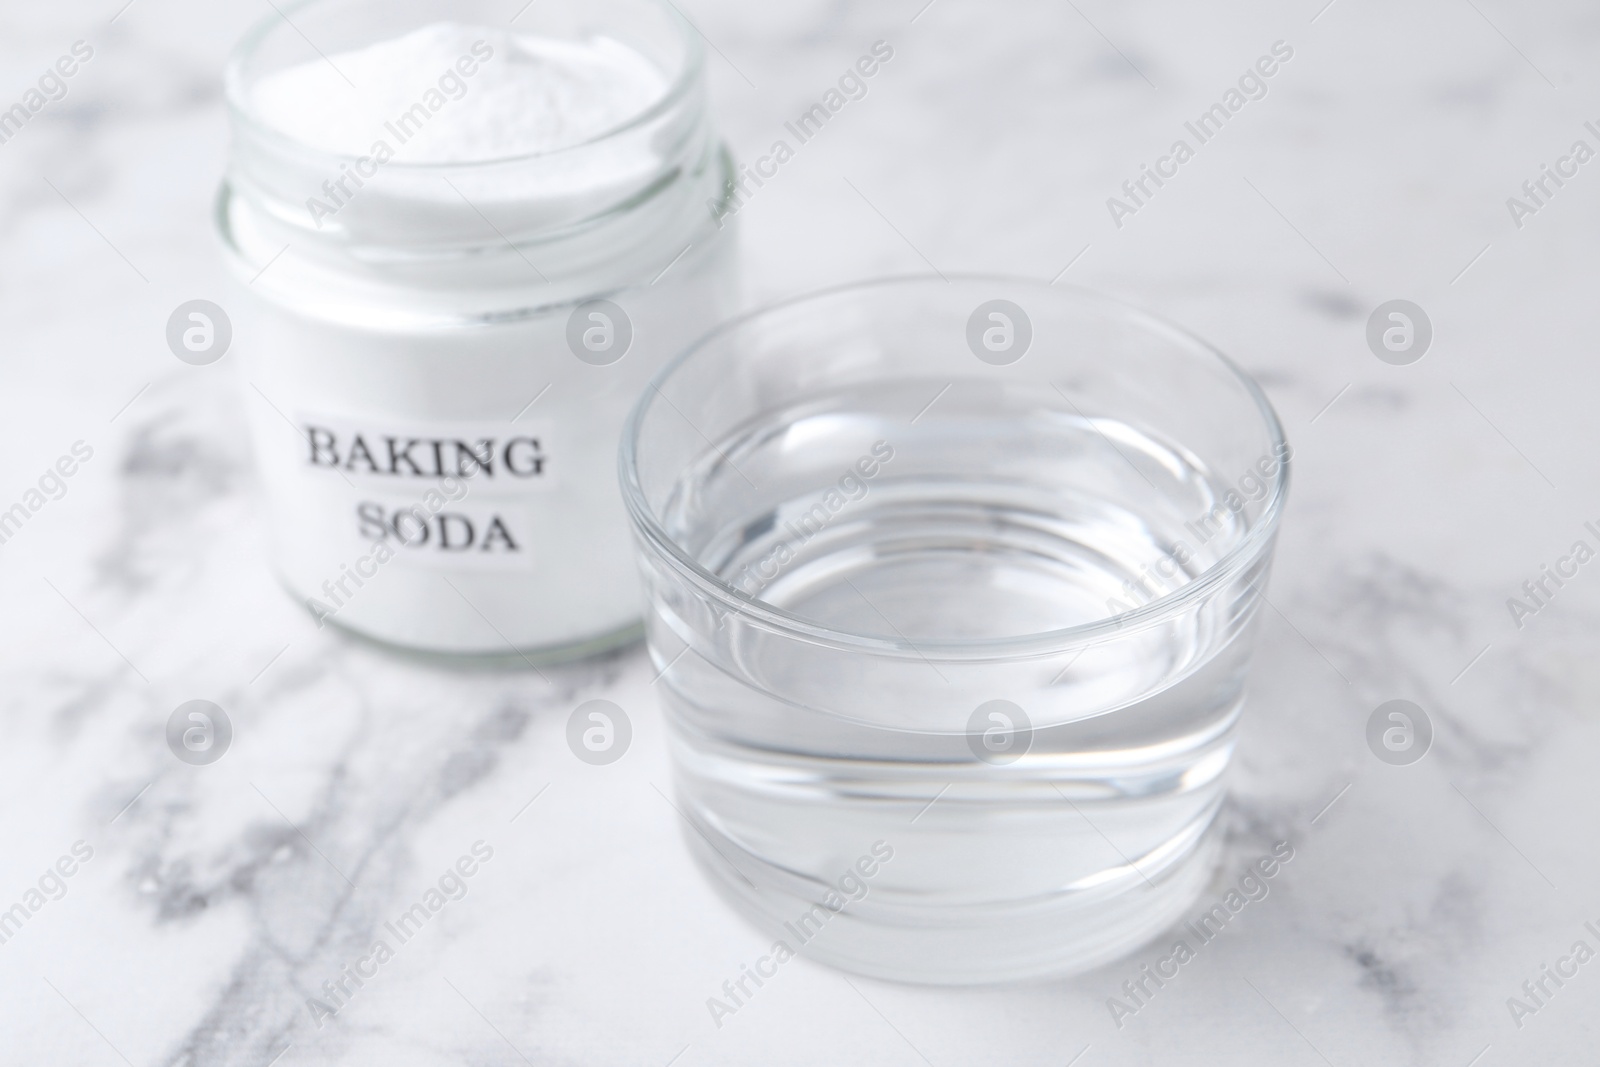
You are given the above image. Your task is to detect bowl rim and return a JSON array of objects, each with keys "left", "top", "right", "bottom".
[{"left": 618, "top": 273, "right": 1290, "bottom": 660}]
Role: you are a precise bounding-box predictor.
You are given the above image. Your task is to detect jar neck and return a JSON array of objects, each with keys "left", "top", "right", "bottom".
[{"left": 217, "top": 76, "right": 731, "bottom": 323}]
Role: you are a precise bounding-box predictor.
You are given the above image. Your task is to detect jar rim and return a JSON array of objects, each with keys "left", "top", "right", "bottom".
[
  {"left": 618, "top": 274, "right": 1292, "bottom": 660},
  {"left": 222, "top": 0, "right": 706, "bottom": 171}
]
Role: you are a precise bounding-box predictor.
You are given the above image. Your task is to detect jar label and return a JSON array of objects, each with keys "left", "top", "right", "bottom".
[
  {"left": 297, "top": 415, "right": 553, "bottom": 483},
  {"left": 281, "top": 412, "right": 557, "bottom": 573}
]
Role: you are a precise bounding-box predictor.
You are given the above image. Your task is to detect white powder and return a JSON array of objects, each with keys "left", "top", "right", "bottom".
[{"left": 250, "top": 23, "right": 668, "bottom": 162}]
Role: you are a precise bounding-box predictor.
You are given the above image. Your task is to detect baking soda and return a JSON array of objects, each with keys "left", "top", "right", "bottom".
[
  {"left": 223, "top": 11, "right": 737, "bottom": 658},
  {"left": 251, "top": 24, "right": 668, "bottom": 162}
]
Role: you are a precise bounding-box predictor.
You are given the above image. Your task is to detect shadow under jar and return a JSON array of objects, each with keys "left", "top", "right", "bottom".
[
  {"left": 217, "top": 0, "right": 737, "bottom": 662},
  {"left": 621, "top": 277, "right": 1289, "bottom": 983}
]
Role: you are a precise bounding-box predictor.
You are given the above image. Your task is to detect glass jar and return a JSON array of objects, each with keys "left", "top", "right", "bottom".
[{"left": 216, "top": 0, "right": 737, "bottom": 662}]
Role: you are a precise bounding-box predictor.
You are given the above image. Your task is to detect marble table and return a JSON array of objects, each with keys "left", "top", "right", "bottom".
[{"left": 3, "top": 0, "right": 1598, "bottom": 1063}]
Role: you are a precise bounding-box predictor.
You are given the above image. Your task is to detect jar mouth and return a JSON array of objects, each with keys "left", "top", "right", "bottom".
[
  {"left": 222, "top": 0, "right": 705, "bottom": 172},
  {"left": 619, "top": 274, "right": 1291, "bottom": 660},
  {"left": 219, "top": 0, "right": 721, "bottom": 279}
]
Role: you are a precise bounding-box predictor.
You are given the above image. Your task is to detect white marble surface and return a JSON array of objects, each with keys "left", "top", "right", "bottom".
[{"left": 4, "top": 0, "right": 1600, "bottom": 1063}]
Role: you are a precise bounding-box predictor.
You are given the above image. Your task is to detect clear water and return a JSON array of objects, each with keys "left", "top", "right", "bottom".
[{"left": 652, "top": 380, "right": 1263, "bottom": 982}]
